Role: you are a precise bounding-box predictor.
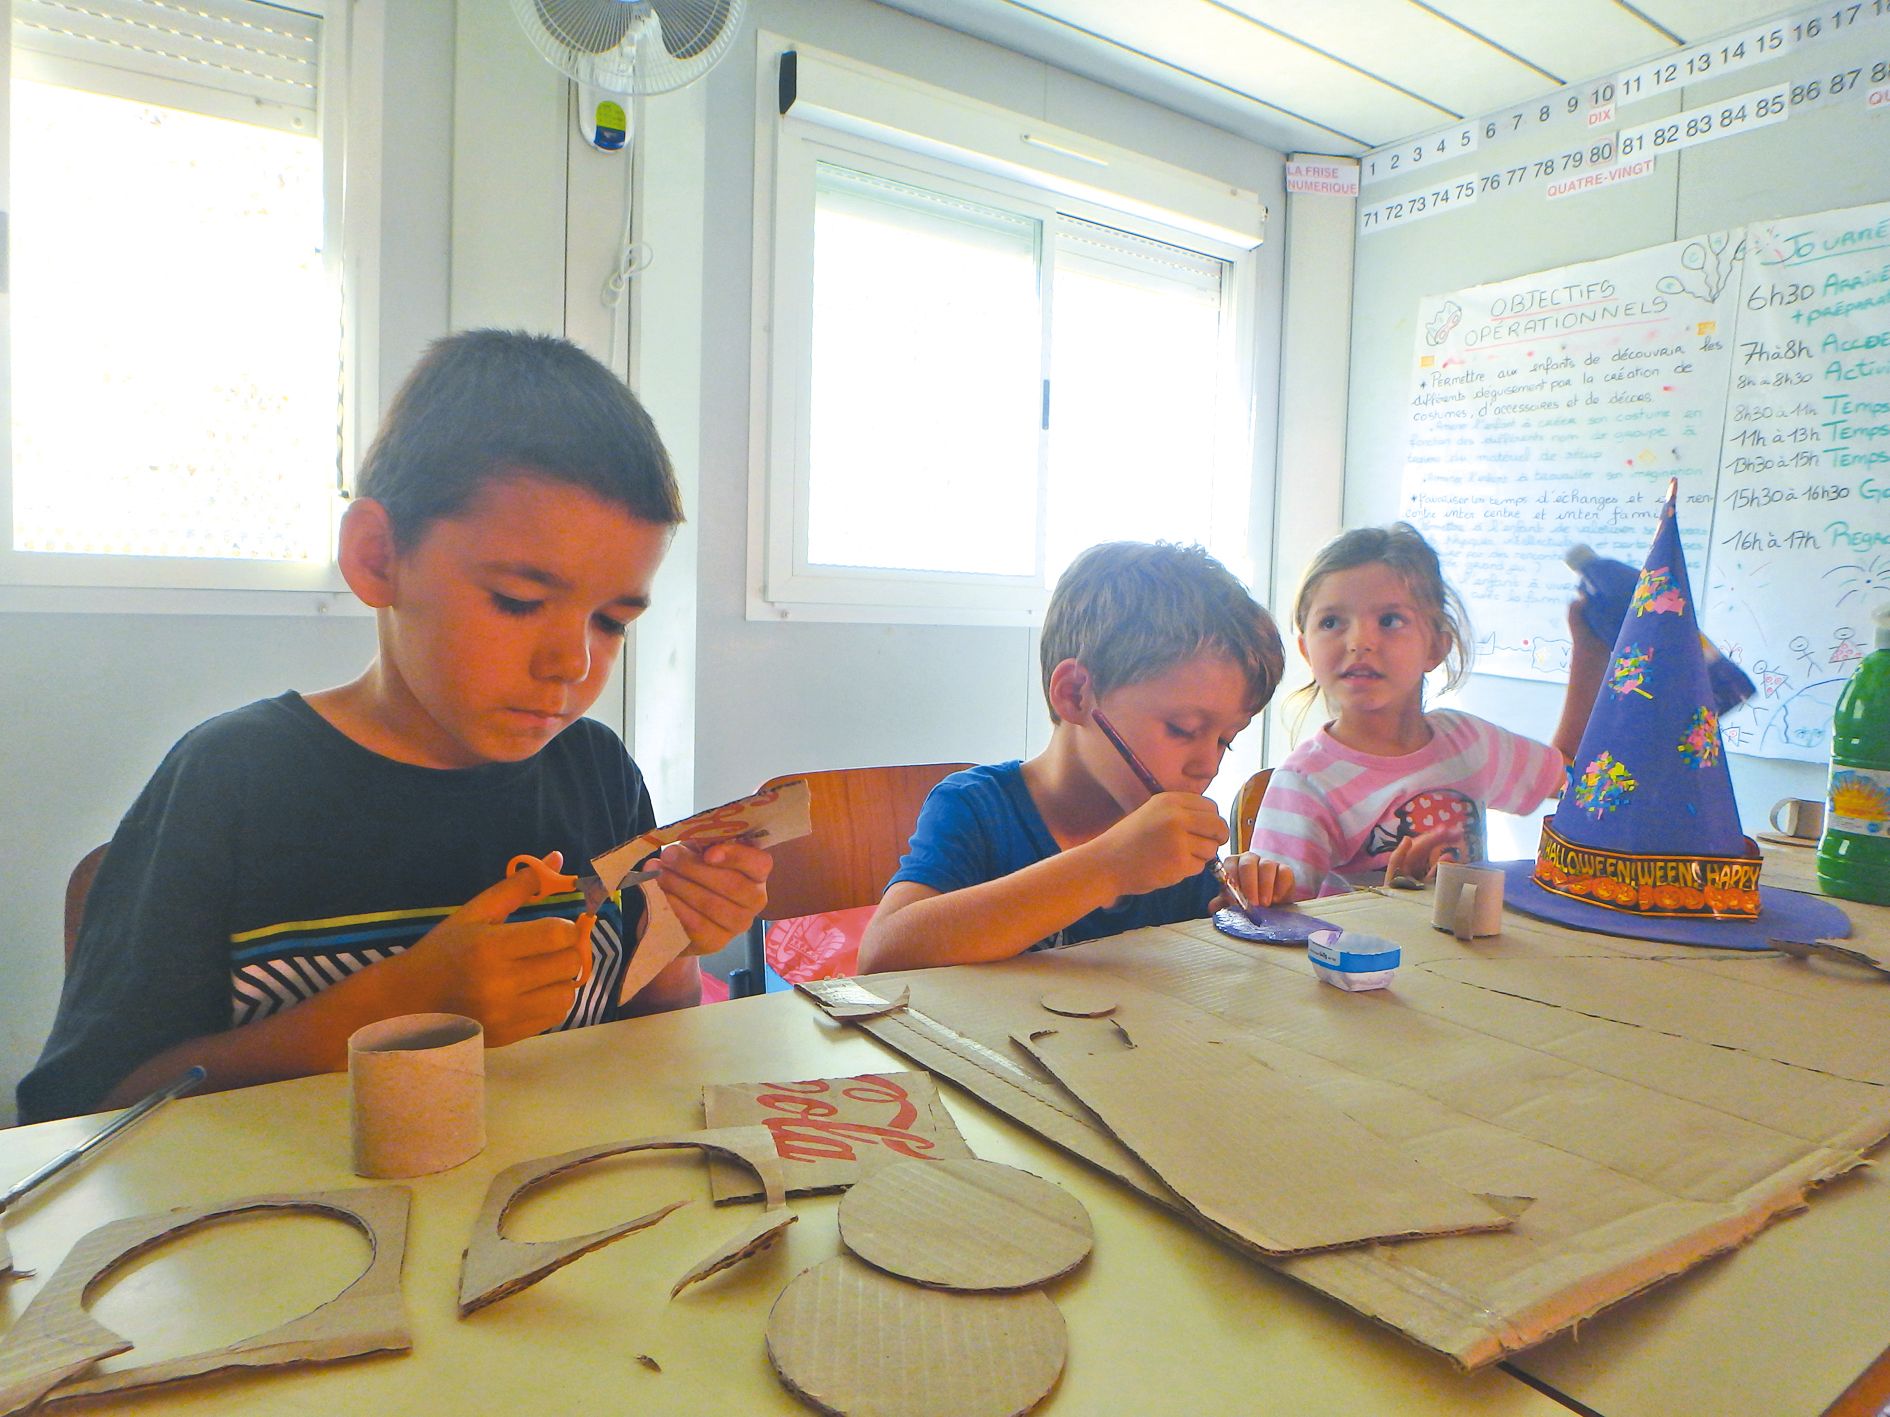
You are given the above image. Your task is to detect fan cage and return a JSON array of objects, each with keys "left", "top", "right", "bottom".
[{"left": 510, "top": 0, "right": 745, "bottom": 95}]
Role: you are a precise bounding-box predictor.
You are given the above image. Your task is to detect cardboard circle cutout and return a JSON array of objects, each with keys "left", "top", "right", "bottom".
[
  {"left": 767, "top": 1254, "right": 1066, "bottom": 1416},
  {"left": 837, "top": 1158, "right": 1092, "bottom": 1291}
]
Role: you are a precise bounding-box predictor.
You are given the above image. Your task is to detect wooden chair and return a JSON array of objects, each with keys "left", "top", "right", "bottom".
[
  {"left": 728, "top": 763, "right": 971, "bottom": 998},
  {"left": 1229, "top": 769, "right": 1273, "bottom": 854},
  {"left": 64, "top": 843, "right": 110, "bottom": 969}
]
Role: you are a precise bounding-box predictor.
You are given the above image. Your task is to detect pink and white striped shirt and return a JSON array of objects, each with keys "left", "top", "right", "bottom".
[{"left": 1251, "top": 710, "right": 1566, "bottom": 901}]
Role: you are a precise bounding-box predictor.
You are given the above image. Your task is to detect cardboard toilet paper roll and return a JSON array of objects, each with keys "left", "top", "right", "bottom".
[
  {"left": 349, "top": 1014, "right": 486, "bottom": 1179},
  {"left": 1432, "top": 863, "right": 1504, "bottom": 940}
]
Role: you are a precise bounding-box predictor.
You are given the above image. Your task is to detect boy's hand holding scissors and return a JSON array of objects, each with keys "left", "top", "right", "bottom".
[{"left": 390, "top": 852, "right": 597, "bottom": 1046}]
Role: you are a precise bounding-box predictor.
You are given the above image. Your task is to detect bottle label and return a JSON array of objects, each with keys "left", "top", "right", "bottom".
[{"left": 1828, "top": 766, "right": 1890, "bottom": 837}]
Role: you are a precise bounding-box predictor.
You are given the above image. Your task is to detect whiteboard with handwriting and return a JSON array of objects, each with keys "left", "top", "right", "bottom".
[{"left": 1399, "top": 197, "right": 1890, "bottom": 763}]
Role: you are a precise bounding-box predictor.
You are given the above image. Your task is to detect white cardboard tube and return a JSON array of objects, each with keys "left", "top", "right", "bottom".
[
  {"left": 349, "top": 1013, "right": 486, "bottom": 1179},
  {"left": 1432, "top": 863, "right": 1504, "bottom": 940}
]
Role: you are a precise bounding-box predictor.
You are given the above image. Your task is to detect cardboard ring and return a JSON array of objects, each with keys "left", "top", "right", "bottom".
[
  {"left": 458, "top": 1125, "right": 793, "bottom": 1315},
  {"left": 349, "top": 1013, "right": 485, "bottom": 1179},
  {"left": 0, "top": 1186, "right": 410, "bottom": 1415}
]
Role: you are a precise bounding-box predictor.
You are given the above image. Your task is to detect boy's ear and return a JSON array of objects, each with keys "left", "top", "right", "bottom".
[
  {"left": 1046, "top": 658, "right": 1091, "bottom": 722},
  {"left": 337, "top": 498, "right": 399, "bottom": 609}
]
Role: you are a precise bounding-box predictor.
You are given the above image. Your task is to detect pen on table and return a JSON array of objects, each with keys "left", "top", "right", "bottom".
[
  {"left": 1089, "top": 708, "right": 1255, "bottom": 915},
  {"left": 1, "top": 1065, "right": 206, "bottom": 1214}
]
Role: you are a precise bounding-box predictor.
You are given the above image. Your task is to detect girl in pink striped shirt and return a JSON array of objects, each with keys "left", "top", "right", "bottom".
[{"left": 1252, "top": 524, "right": 1607, "bottom": 900}]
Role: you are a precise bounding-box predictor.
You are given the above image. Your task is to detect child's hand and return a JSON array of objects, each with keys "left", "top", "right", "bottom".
[
  {"left": 394, "top": 864, "right": 595, "bottom": 1046},
  {"left": 650, "top": 840, "right": 773, "bottom": 956},
  {"left": 1093, "top": 792, "right": 1228, "bottom": 898},
  {"left": 1382, "top": 827, "right": 1465, "bottom": 887},
  {"left": 1219, "top": 852, "right": 1296, "bottom": 909}
]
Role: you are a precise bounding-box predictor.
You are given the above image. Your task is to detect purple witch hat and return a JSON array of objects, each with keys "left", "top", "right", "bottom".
[{"left": 1497, "top": 483, "right": 1850, "bottom": 948}]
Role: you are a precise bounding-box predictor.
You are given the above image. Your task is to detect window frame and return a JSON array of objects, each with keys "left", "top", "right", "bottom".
[
  {"left": 747, "top": 38, "right": 1265, "bottom": 627},
  {"left": 0, "top": 0, "right": 379, "bottom": 604}
]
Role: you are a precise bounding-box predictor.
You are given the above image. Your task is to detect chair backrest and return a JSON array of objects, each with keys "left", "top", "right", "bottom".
[
  {"left": 758, "top": 763, "right": 971, "bottom": 919},
  {"left": 1230, "top": 769, "right": 1273, "bottom": 854},
  {"left": 65, "top": 843, "right": 110, "bottom": 967}
]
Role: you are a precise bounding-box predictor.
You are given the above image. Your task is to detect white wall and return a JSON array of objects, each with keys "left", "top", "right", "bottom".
[
  {"left": 1343, "top": 29, "right": 1890, "bottom": 845},
  {"left": 0, "top": 0, "right": 457, "bottom": 1123}
]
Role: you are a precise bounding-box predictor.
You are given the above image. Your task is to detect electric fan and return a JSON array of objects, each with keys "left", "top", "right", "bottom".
[{"left": 510, "top": 0, "right": 747, "bottom": 150}]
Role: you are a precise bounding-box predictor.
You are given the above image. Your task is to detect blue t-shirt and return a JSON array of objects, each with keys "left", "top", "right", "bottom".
[{"left": 888, "top": 761, "right": 1219, "bottom": 950}]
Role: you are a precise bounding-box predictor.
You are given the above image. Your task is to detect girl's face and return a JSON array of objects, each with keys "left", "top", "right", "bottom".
[{"left": 1298, "top": 562, "right": 1448, "bottom": 718}]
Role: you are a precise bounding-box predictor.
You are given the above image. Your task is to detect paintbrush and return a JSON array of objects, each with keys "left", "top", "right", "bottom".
[{"left": 1090, "top": 708, "right": 1254, "bottom": 915}]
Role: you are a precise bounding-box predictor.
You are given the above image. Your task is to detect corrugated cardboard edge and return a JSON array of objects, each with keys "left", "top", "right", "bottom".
[
  {"left": 669, "top": 1209, "right": 798, "bottom": 1298},
  {"left": 458, "top": 1125, "right": 785, "bottom": 1316},
  {"left": 798, "top": 975, "right": 1890, "bottom": 1368},
  {"left": 765, "top": 1254, "right": 1066, "bottom": 1416},
  {"left": 1014, "top": 1019, "right": 1512, "bottom": 1255},
  {"left": 837, "top": 1158, "right": 1094, "bottom": 1291},
  {"left": 798, "top": 980, "right": 1178, "bottom": 1205},
  {"left": 8, "top": 1187, "right": 410, "bottom": 1413}
]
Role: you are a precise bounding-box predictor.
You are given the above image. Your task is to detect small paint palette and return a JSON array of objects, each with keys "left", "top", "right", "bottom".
[{"left": 1212, "top": 905, "right": 1342, "bottom": 945}]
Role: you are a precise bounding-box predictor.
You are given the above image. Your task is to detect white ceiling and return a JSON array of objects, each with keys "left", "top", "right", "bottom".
[{"left": 875, "top": 0, "right": 1810, "bottom": 155}]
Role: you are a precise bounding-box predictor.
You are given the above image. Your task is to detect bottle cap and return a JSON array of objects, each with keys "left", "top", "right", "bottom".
[
  {"left": 1875, "top": 602, "right": 1890, "bottom": 652},
  {"left": 1564, "top": 544, "right": 1597, "bottom": 572}
]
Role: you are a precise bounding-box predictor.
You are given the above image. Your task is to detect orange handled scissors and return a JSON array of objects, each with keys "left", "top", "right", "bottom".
[{"left": 507, "top": 853, "right": 658, "bottom": 912}]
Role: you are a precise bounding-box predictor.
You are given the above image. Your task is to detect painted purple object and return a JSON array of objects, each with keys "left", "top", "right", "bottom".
[{"left": 1212, "top": 906, "right": 1342, "bottom": 945}]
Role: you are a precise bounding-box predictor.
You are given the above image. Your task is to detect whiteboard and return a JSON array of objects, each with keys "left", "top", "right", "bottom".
[
  {"left": 1703, "top": 201, "right": 1890, "bottom": 762},
  {"left": 1399, "top": 198, "right": 1890, "bottom": 764}
]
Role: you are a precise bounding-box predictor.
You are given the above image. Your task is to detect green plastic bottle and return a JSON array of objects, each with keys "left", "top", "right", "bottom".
[{"left": 1818, "top": 604, "right": 1890, "bottom": 905}]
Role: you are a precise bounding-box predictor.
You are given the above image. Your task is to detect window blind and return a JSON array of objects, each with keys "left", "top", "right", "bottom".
[{"left": 14, "top": 0, "right": 321, "bottom": 112}]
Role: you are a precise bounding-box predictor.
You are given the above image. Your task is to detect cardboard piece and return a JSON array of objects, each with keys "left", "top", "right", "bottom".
[
  {"left": 0, "top": 1186, "right": 410, "bottom": 1415},
  {"left": 1432, "top": 863, "right": 1504, "bottom": 940},
  {"left": 837, "top": 1158, "right": 1093, "bottom": 1290},
  {"left": 0, "top": 1225, "right": 18, "bottom": 1282},
  {"left": 670, "top": 1208, "right": 798, "bottom": 1298},
  {"left": 591, "top": 778, "right": 814, "bottom": 893},
  {"left": 822, "top": 985, "right": 910, "bottom": 1020},
  {"left": 766, "top": 1254, "right": 1066, "bottom": 1417},
  {"left": 805, "top": 889, "right": 1890, "bottom": 1368},
  {"left": 1015, "top": 1016, "right": 1511, "bottom": 1254},
  {"left": 701, "top": 1071, "right": 974, "bottom": 1204},
  {"left": 458, "top": 1125, "right": 788, "bottom": 1316},
  {"left": 348, "top": 1013, "right": 485, "bottom": 1178},
  {"left": 1038, "top": 988, "right": 1118, "bottom": 1018}
]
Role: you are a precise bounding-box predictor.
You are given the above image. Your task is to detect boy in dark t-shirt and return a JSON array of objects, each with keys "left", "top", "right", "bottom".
[{"left": 20, "top": 331, "right": 771, "bottom": 1123}]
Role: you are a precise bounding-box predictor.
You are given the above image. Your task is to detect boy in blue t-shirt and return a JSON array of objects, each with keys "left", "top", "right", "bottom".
[
  {"left": 20, "top": 331, "right": 771, "bottom": 1122},
  {"left": 859, "top": 541, "right": 1295, "bottom": 970}
]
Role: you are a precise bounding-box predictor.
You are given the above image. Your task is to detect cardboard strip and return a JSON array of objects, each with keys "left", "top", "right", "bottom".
[
  {"left": 458, "top": 1125, "right": 789, "bottom": 1316},
  {"left": 838, "top": 1159, "right": 1093, "bottom": 1291},
  {"left": 701, "top": 1070, "right": 974, "bottom": 1203},
  {"left": 0, "top": 1187, "right": 410, "bottom": 1415},
  {"left": 1039, "top": 988, "right": 1118, "bottom": 1018},
  {"left": 670, "top": 1209, "right": 798, "bottom": 1298},
  {"left": 1016, "top": 1018, "right": 1511, "bottom": 1254},
  {"left": 766, "top": 1255, "right": 1066, "bottom": 1417}
]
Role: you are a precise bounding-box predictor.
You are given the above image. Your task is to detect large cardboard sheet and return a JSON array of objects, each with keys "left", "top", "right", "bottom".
[{"left": 813, "top": 889, "right": 1890, "bottom": 1368}]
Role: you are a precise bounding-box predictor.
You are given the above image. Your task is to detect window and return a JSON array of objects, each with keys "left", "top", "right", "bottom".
[
  {"left": 3, "top": 0, "right": 363, "bottom": 593},
  {"left": 752, "top": 44, "right": 1266, "bottom": 624}
]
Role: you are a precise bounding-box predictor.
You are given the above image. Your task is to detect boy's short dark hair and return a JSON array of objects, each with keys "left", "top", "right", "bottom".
[
  {"left": 355, "top": 328, "right": 684, "bottom": 546},
  {"left": 1039, "top": 541, "right": 1285, "bottom": 721}
]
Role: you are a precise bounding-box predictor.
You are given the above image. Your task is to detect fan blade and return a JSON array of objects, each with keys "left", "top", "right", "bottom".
[{"left": 650, "top": 0, "right": 732, "bottom": 61}]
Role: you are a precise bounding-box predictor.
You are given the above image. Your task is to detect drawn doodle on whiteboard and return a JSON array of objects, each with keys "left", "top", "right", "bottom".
[
  {"left": 1825, "top": 555, "right": 1890, "bottom": 609},
  {"left": 1749, "top": 659, "right": 1788, "bottom": 699},
  {"left": 1425, "top": 300, "right": 1463, "bottom": 347},
  {"left": 1831, "top": 628, "right": 1865, "bottom": 666},
  {"left": 1758, "top": 678, "right": 1845, "bottom": 753},
  {"left": 1655, "top": 232, "right": 1742, "bottom": 303}
]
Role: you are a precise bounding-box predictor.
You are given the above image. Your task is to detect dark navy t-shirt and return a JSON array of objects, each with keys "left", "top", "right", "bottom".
[{"left": 887, "top": 761, "right": 1218, "bottom": 950}]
